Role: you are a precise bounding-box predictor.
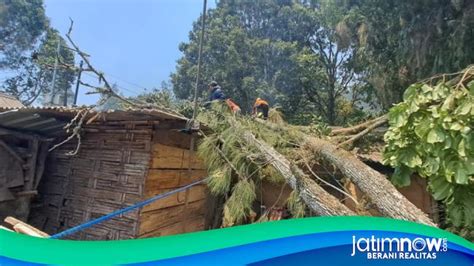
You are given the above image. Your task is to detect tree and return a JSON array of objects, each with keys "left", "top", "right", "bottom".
[
  {"left": 172, "top": 1, "right": 313, "bottom": 116},
  {"left": 0, "top": 0, "right": 48, "bottom": 68},
  {"left": 1, "top": 29, "right": 76, "bottom": 105},
  {"left": 171, "top": 0, "right": 373, "bottom": 125},
  {"left": 340, "top": 0, "right": 474, "bottom": 109}
]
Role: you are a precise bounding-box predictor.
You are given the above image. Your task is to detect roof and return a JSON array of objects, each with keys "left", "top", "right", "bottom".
[
  {"left": 0, "top": 93, "right": 25, "bottom": 108},
  {"left": 0, "top": 106, "right": 188, "bottom": 136}
]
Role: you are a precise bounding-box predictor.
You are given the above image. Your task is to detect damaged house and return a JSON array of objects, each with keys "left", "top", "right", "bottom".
[{"left": 0, "top": 106, "right": 208, "bottom": 240}]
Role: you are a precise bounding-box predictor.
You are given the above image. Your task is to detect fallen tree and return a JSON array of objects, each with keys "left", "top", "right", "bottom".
[
  {"left": 253, "top": 118, "right": 435, "bottom": 226},
  {"left": 241, "top": 131, "right": 355, "bottom": 216},
  {"left": 197, "top": 110, "right": 355, "bottom": 226},
  {"left": 330, "top": 115, "right": 388, "bottom": 136},
  {"left": 304, "top": 138, "right": 435, "bottom": 226}
]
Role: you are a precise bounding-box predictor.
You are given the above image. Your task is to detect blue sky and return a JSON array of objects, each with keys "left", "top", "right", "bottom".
[{"left": 44, "top": 0, "right": 216, "bottom": 105}]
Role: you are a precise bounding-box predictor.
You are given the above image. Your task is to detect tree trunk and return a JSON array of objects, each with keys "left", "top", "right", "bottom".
[
  {"left": 241, "top": 131, "right": 355, "bottom": 216},
  {"left": 330, "top": 115, "right": 388, "bottom": 136},
  {"left": 252, "top": 118, "right": 436, "bottom": 226},
  {"left": 304, "top": 138, "right": 435, "bottom": 226}
]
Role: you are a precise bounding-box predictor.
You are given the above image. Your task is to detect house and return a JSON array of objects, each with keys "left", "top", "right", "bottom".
[{"left": 0, "top": 106, "right": 208, "bottom": 240}]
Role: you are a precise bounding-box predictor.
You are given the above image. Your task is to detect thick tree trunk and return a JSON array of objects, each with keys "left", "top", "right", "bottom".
[
  {"left": 252, "top": 118, "right": 435, "bottom": 226},
  {"left": 304, "top": 138, "right": 435, "bottom": 226},
  {"left": 241, "top": 131, "right": 355, "bottom": 216}
]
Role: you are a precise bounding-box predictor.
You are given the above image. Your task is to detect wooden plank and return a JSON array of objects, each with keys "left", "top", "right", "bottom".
[
  {"left": 0, "top": 140, "right": 24, "bottom": 163},
  {"left": 139, "top": 215, "right": 206, "bottom": 238},
  {"left": 138, "top": 200, "right": 206, "bottom": 235},
  {"left": 153, "top": 129, "right": 193, "bottom": 150},
  {"left": 151, "top": 143, "right": 205, "bottom": 169},
  {"left": 13, "top": 223, "right": 50, "bottom": 238},
  {"left": 24, "top": 138, "right": 39, "bottom": 188},
  {"left": 141, "top": 185, "right": 207, "bottom": 212},
  {"left": 145, "top": 169, "right": 207, "bottom": 191},
  {"left": 4, "top": 216, "right": 22, "bottom": 227},
  {"left": 5, "top": 216, "right": 49, "bottom": 237},
  {"left": 33, "top": 141, "right": 50, "bottom": 189},
  {"left": 0, "top": 126, "right": 50, "bottom": 141}
]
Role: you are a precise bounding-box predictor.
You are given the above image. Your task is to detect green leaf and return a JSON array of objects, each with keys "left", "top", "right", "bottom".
[
  {"left": 458, "top": 139, "right": 466, "bottom": 157},
  {"left": 454, "top": 165, "right": 469, "bottom": 185},
  {"left": 391, "top": 166, "right": 412, "bottom": 187},
  {"left": 441, "top": 94, "right": 454, "bottom": 111},
  {"left": 426, "top": 128, "right": 445, "bottom": 143},
  {"left": 429, "top": 176, "right": 453, "bottom": 200},
  {"left": 421, "top": 157, "right": 440, "bottom": 176},
  {"left": 399, "top": 149, "right": 422, "bottom": 168},
  {"left": 450, "top": 122, "right": 463, "bottom": 131},
  {"left": 414, "top": 118, "right": 431, "bottom": 138},
  {"left": 402, "top": 84, "right": 419, "bottom": 101},
  {"left": 454, "top": 101, "right": 472, "bottom": 115}
]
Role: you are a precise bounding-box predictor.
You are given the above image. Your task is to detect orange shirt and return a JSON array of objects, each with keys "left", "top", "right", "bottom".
[{"left": 254, "top": 98, "right": 269, "bottom": 107}]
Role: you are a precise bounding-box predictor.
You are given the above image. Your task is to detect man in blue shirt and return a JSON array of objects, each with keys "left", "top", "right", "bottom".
[{"left": 208, "top": 81, "right": 225, "bottom": 101}]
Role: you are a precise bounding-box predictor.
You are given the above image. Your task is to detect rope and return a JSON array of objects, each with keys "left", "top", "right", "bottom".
[
  {"left": 190, "top": 0, "right": 208, "bottom": 122},
  {"left": 49, "top": 178, "right": 207, "bottom": 239}
]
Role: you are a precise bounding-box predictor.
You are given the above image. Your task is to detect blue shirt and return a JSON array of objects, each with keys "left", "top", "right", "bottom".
[{"left": 209, "top": 86, "right": 226, "bottom": 101}]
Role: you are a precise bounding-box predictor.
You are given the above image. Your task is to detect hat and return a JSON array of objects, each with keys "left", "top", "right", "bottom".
[{"left": 209, "top": 81, "right": 218, "bottom": 87}]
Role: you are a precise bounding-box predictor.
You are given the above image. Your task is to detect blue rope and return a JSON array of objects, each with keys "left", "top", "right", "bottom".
[{"left": 49, "top": 178, "right": 207, "bottom": 239}]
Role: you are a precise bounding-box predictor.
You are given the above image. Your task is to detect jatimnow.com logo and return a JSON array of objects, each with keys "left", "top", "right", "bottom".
[{"left": 351, "top": 235, "right": 448, "bottom": 260}]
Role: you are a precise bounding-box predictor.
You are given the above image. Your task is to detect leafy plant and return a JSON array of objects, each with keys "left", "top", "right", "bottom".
[{"left": 383, "top": 67, "right": 474, "bottom": 229}]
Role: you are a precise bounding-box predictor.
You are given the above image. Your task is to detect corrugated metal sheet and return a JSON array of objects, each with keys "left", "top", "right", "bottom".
[
  {"left": 0, "top": 106, "right": 188, "bottom": 136},
  {"left": 0, "top": 110, "right": 67, "bottom": 136},
  {"left": 0, "top": 93, "right": 24, "bottom": 108}
]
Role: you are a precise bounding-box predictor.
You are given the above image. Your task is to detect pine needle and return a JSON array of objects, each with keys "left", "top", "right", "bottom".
[
  {"left": 287, "top": 191, "right": 306, "bottom": 218},
  {"left": 223, "top": 179, "right": 256, "bottom": 225}
]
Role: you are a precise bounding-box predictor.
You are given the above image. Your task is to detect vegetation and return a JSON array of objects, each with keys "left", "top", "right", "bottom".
[
  {"left": 383, "top": 67, "right": 474, "bottom": 232},
  {"left": 0, "top": 0, "right": 75, "bottom": 105},
  {"left": 0, "top": 0, "right": 472, "bottom": 238},
  {"left": 172, "top": 0, "right": 474, "bottom": 125}
]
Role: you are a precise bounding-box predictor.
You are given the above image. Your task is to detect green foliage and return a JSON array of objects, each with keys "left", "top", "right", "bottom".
[
  {"left": 0, "top": 0, "right": 48, "bottom": 68},
  {"left": 197, "top": 104, "right": 303, "bottom": 225},
  {"left": 342, "top": 0, "right": 474, "bottom": 109},
  {"left": 172, "top": 0, "right": 371, "bottom": 125},
  {"left": 1, "top": 6, "right": 75, "bottom": 105},
  {"left": 383, "top": 69, "right": 474, "bottom": 229},
  {"left": 308, "top": 115, "right": 331, "bottom": 137},
  {"left": 286, "top": 191, "right": 306, "bottom": 218},
  {"left": 223, "top": 179, "right": 256, "bottom": 226},
  {"left": 268, "top": 108, "right": 285, "bottom": 125}
]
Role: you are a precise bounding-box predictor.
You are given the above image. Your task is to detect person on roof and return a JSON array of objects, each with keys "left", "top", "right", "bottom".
[
  {"left": 206, "top": 81, "right": 241, "bottom": 115},
  {"left": 208, "top": 81, "right": 226, "bottom": 101},
  {"left": 253, "top": 97, "right": 269, "bottom": 119}
]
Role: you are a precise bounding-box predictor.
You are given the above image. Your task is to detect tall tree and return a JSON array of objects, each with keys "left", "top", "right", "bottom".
[
  {"left": 1, "top": 29, "right": 76, "bottom": 105},
  {"left": 0, "top": 0, "right": 48, "bottom": 68},
  {"left": 340, "top": 0, "right": 474, "bottom": 109},
  {"left": 171, "top": 0, "right": 372, "bottom": 125}
]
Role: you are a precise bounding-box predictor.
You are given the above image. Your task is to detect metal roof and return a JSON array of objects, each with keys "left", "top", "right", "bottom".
[
  {"left": 0, "top": 106, "right": 188, "bottom": 136},
  {"left": 0, "top": 93, "right": 25, "bottom": 108}
]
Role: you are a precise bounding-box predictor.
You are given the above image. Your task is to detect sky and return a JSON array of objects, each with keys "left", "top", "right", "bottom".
[{"left": 44, "top": 0, "right": 216, "bottom": 105}]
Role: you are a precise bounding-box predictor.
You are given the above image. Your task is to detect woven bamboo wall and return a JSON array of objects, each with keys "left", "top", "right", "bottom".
[
  {"left": 137, "top": 125, "right": 208, "bottom": 238},
  {"left": 29, "top": 121, "right": 152, "bottom": 240}
]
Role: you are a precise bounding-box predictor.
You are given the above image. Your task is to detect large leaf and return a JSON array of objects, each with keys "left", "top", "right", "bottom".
[
  {"left": 391, "top": 166, "right": 412, "bottom": 187},
  {"left": 426, "top": 127, "right": 445, "bottom": 143}
]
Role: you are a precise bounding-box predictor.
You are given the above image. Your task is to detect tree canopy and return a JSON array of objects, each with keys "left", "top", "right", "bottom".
[
  {"left": 0, "top": 0, "right": 76, "bottom": 105},
  {"left": 171, "top": 0, "right": 473, "bottom": 125}
]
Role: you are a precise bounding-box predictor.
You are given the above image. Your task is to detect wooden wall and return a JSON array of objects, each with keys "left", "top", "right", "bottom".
[
  {"left": 29, "top": 122, "right": 152, "bottom": 240},
  {"left": 137, "top": 125, "right": 208, "bottom": 238}
]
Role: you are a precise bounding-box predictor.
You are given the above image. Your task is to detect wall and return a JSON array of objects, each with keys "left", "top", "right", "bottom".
[
  {"left": 29, "top": 121, "right": 152, "bottom": 240},
  {"left": 137, "top": 122, "right": 208, "bottom": 238}
]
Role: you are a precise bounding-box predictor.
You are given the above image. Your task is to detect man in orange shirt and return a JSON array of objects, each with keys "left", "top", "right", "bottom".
[{"left": 253, "top": 98, "right": 269, "bottom": 119}]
